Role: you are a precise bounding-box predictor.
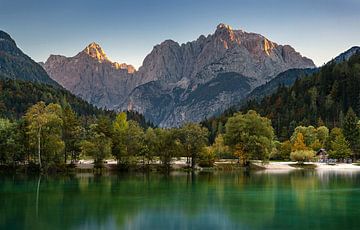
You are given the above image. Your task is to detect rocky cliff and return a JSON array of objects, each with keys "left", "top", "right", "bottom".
[
  {"left": 43, "top": 42, "right": 136, "bottom": 109},
  {"left": 43, "top": 24, "right": 315, "bottom": 126}
]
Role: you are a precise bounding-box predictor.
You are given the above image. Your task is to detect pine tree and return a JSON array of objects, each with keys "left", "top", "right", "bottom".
[
  {"left": 329, "top": 130, "right": 352, "bottom": 159},
  {"left": 62, "top": 104, "right": 82, "bottom": 163},
  {"left": 343, "top": 107, "right": 360, "bottom": 159}
]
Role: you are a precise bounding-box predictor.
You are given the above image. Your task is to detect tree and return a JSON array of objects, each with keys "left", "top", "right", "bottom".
[
  {"left": 290, "top": 150, "right": 315, "bottom": 163},
  {"left": 62, "top": 104, "right": 82, "bottom": 163},
  {"left": 343, "top": 108, "right": 360, "bottom": 158},
  {"left": 112, "top": 112, "right": 129, "bottom": 165},
  {"left": 211, "top": 134, "right": 230, "bottom": 158},
  {"left": 142, "top": 127, "right": 158, "bottom": 165},
  {"left": 198, "top": 146, "right": 216, "bottom": 167},
  {"left": 224, "top": 110, "right": 275, "bottom": 165},
  {"left": 177, "top": 123, "right": 209, "bottom": 170},
  {"left": 124, "top": 121, "right": 144, "bottom": 163},
  {"left": 81, "top": 123, "right": 111, "bottom": 168},
  {"left": 155, "top": 128, "right": 181, "bottom": 171},
  {"left": 24, "top": 102, "right": 64, "bottom": 169},
  {"left": 272, "top": 140, "right": 291, "bottom": 160},
  {"left": 316, "top": 126, "right": 329, "bottom": 148},
  {"left": 290, "top": 126, "right": 317, "bottom": 147},
  {"left": 329, "top": 129, "right": 352, "bottom": 159},
  {"left": 112, "top": 113, "right": 144, "bottom": 167},
  {"left": 291, "top": 133, "right": 307, "bottom": 151},
  {"left": 0, "top": 119, "right": 25, "bottom": 165}
]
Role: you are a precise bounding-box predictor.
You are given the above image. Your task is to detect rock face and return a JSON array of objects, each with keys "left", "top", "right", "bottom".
[
  {"left": 43, "top": 42, "right": 136, "bottom": 109},
  {"left": 0, "top": 30, "right": 59, "bottom": 86},
  {"left": 43, "top": 24, "right": 315, "bottom": 126}
]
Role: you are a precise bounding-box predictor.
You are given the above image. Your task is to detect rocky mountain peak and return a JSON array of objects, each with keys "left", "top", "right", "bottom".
[
  {"left": 216, "top": 23, "right": 233, "bottom": 31},
  {"left": 82, "top": 42, "right": 108, "bottom": 62},
  {"left": 42, "top": 24, "right": 316, "bottom": 127}
]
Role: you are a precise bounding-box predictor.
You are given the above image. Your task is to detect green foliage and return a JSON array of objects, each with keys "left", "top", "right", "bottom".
[
  {"left": 198, "top": 147, "right": 216, "bottom": 167},
  {"left": 155, "top": 128, "right": 182, "bottom": 171},
  {"left": 112, "top": 112, "right": 129, "bottom": 164},
  {"left": 328, "top": 128, "right": 352, "bottom": 159},
  {"left": 235, "top": 53, "right": 360, "bottom": 139},
  {"left": 0, "top": 118, "right": 26, "bottom": 165},
  {"left": 142, "top": 127, "right": 158, "bottom": 165},
  {"left": 24, "top": 102, "right": 64, "bottom": 169},
  {"left": 271, "top": 140, "right": 291, "bottom": 160},
  {"left": 343, "top": 108, "right": 360, "bottom": 157},
  {"left": 0, "top": 78, "right": 152, "bottom": 128},
  {"left": 62, "top": 104, "right": 82, "bottom": 163},
  {"left": 81, "top": 123, "right": 112, "bottom": 168},
  {"left": 290, "top": 150, "right": 315, "bottom": 163},
  {"left": 224, "top": 110, "right": 275, "bottom": 165},
  {"left": 290, "top": 125, "right": 328, "bottom": 151},
  {"left": 211, "top": 134, "right": 230, "bottom": 158},
  {"left": 177, "top": 123, "right": 209, "bottom": 169},
  {"left": 111, "top": 112, "right": 144, "bottom": 167}
]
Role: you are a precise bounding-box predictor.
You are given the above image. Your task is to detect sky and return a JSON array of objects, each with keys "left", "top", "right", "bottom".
[{"left": 0, "top": 0, "right": 359, "bottom": 68}]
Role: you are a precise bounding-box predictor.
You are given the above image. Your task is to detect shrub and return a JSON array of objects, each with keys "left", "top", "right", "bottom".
[{"left": 290, "top": 150, "right": 315, "bottom": 163}]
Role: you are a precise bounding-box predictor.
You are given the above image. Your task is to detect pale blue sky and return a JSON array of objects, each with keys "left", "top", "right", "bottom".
[{"left": 0, "top": 0, "right": 359, "bottom": 68}]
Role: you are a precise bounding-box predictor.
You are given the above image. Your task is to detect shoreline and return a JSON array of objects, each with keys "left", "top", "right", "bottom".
[
  {"left": 2, "top": 159, "right": 360, "bottom": 174},
  {"left": 253, "top": 161, "right": 360, "bottom": 171}
]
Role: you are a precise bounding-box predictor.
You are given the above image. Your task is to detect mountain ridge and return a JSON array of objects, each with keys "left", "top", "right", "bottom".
[
  {"left": 0, "top": 30, "right": 60, "bottom": 87},
  {"left": 43, "top": 23, "right": 316, "bottom": 126}
]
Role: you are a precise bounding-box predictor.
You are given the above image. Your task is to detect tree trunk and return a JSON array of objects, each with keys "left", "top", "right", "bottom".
[
  {"left": 191, "top": 153, "right": 196, "bottom": 170},
  {"left": 38, "top": 127, "right": 42, "bottom": 169}
]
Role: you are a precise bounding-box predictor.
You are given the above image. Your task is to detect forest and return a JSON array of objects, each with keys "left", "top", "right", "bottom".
[
  {"left": 0, "top": 100, "right": 359, "bottom": 172},
  {"left": 1, "top": 54, "right": 360, "bottom": 173}
]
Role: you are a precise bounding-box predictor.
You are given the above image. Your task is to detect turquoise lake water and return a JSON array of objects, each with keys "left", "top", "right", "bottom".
[{"left": 1, "top": 170, "right": 360, "bottom": 229}]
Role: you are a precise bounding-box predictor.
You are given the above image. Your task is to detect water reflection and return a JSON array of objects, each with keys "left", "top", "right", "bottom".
[{"left": 0, "top": 170, "right": 360, "bottom": 230}]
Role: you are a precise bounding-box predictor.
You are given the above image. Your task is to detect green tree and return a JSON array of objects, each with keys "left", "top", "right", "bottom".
[
  {"left": 124, "top": 121, "right": 144, "bottom": 163},
  {"left": 24, "top": 102, "right": 64, "bottom": 169},
  {"left": 272, "top": 140, "right": 291, "bottom": 160},
  {"left": 81, "top": 123, "right": 111, "bottom": 168},
  {"left": 62, "top": 104, "right": 82, "bottom": 163},
  {"left": 177, "top": 123, "right": 209, "bottom": 170},
  {"left": 112, "top": 112, "right": 129, "bottom": 165},
  {"left": 343, "top": 108, "right": 360, "bottom": 158},
  {"left": 224, "top": 110, "right": 275, "bottom": 165},
  {"left": 290, "top": 150, "right": 315, "bottom": 163},
  {"left": 291, "top": 126, "right": 317, "bottom": 147},
  {"left": 316, "top": 126, "right": 329, "bottom": 148},
  {"left": 329, "top": 129, "right": 352, "bottom": 159},
  {"left": 0, "top": 119, "right": 25, "bottom": 165},
  {"left": 156, "top": 128, "right": 181, "bottom": 171},
  {"left": 211, "top": 134, "right": 230, "bottom": 158},
  {"left": 198, "top": 146, "right": 216, "bottom": 167},
  {"left": 142, "top": 127, "right": 158, "bottom": 165}
]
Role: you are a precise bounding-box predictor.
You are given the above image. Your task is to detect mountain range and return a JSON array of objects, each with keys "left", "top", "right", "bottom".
[
  {"left": 0, "top": 30, "right": 149, "bottom": 127},
  {"left": 42, "top": 23, "right": 315, "bottom": 127}
]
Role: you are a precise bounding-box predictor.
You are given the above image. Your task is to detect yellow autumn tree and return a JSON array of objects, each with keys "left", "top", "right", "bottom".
[{"left": 291, "top": 132, "right": 307, "bottom": 151}]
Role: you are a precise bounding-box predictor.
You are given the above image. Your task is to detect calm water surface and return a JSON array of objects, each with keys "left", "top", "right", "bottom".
[{"left": 1, "top": 170, "right": 360, "bottom": 230}]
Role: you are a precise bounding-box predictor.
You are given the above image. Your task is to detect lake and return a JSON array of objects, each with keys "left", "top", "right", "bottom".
[{"left": 1, "top": 170, "right": 360, "bottom": 229}]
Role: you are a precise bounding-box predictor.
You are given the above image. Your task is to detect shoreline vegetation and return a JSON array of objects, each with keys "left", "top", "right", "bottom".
[
  {"left": 2, "top": 51, "right": 360, "bottom": 176},
  {"left": 1, "top": 100, "right": 360, "bottom": 175},
  {"left": 2, "top": 158, "right": 360, "bottom": 175}
]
